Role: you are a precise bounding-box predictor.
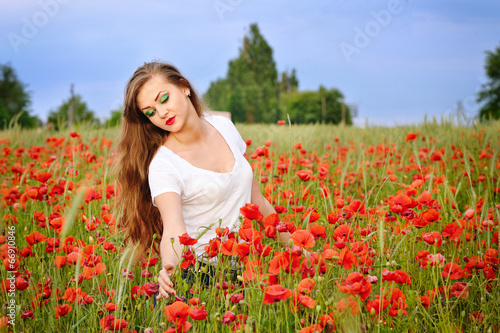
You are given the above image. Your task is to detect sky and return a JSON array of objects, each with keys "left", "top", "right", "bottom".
[{"left": 1, "top": 0, "right": 499, "bottom": 126}]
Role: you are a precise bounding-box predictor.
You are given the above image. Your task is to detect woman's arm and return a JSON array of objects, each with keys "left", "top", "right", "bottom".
[
  {"left": 250, "top": 177, "right": 291, "bottom": 244},
  {"left": 154, "top": 192, "right": 187, "bottom": 299}
]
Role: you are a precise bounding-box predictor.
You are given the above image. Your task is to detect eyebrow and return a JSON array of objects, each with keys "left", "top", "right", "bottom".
[{"left": 140, "top": 90, "right": 166, "bottom": 111}]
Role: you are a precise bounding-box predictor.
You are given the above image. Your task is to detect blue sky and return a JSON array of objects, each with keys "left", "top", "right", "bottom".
[{"left": 1, "top": 0, "right": 499, "bottom": 126}]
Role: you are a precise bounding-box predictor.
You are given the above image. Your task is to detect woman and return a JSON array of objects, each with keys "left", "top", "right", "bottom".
[{"left": 116, "top": 62, "right": 289, "bottom": 300}]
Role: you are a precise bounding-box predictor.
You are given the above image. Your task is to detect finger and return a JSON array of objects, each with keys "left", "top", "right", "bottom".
[
  {"left": 163, "top": 263, "right": 175, "bottom": 271},
  {"left": 158, "top": 277, "right": 174, "bottom": 292},
  {"left": 158, "top": 276, "right": 176, "bottom": 296},
  {"left": 159, "top": 272, "right": 174, "bottom": 287}
]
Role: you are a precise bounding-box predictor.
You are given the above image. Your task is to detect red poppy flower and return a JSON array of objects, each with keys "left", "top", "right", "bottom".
[
  {"left": 441, "top": 263, "right": 465, "bottom": 280},
  {"left": 204, "top": 238, "right": 220, "bottom": 258},
  {"left": 240, "top": 203, "right": 263, "bottom": 222},
  {"left": 268, "top": 251, "right": 290, "bottom": 274},
  {"left": 290, "top": 291, "right": 316, "bottom": 312},
  {"left": 262, "top": 284, "right": 292, "bottom": 304},
  {"left": 442, "top": 222, "right": 464, "bottom": 241},
  {"left": 82, "top": 262, "right": 106, "bottom": 280},
  {"left": 332, "top": 224, "right": 353, "bottom": 243},
  {"left": 345, "top": 199, "right": 365, "bottom": 215},
  {"left": 309, "top": 223, "right": 326, "bottom": 239},
  {"left": 366, "top": 295, "right": 390, "bottom": 315},
  {"left": 25, "top": 231, "right": 47, "bottom": 245},
  {"left": 263, "top": 213, "right": 280, "bottom": 228},
  {"left": 406, "top": 133, "right": 417, "bottom": 141},
  {"left": 421, "top": 209, "right": 441, "bottom": 223},
  {"left": 105, "top": 302, "right": 116, "bottom": 311},
  {"left": 54, "top": 256, "right": 67, "bottom": 269},
  {"left": 337, "top": 248, "right": 358, "bottom": 270},
  {"left": 34, "top": 171, "right": 52, "bottom": 183},
  {"left": 189, "top": 305, "right": 208, "bottom": 321},
  {"left": 336, "top": 272, "right": 372, "bottom": 301},
  {"left": 388, "top": 288, "right": 408, "bottom": 317},
  {"left": 165, "top": 301, "right": 191, "bottom": 326},
  {"left": 417, "top": 295, "right": 431, "bottom": 309},
  {"left": 422, "top": 231, "right": 442, "bottom": 247},
  {"left": 382, "top": 269, "right": 412, "bottom": 285},
  {"left": 297, "top": 278, "right": 315, "bottom": 294},
  {"left": 178, "top": 233, "right": 197, "bottom": 246},
  {"left": 55, "top": 304, "right": 72, "bottom": 318},
  {"left": 296, "top": 170, "right": 312, "bottom": 181},
  {"left": 290, "top": 230, "right": 315, "bottom": 249}
]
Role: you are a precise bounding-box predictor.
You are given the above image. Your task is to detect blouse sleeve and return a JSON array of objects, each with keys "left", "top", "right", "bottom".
[
  {"left": 148, "top": 152, "right": 182, "bottom": 206},
  {"left": 219, "top": 116, "right": 247, "bottom": 155}
]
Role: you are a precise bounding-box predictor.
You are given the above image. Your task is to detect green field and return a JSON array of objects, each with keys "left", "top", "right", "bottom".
[{"left": 0, "top": 119, "right": 499, "bottom": 333}]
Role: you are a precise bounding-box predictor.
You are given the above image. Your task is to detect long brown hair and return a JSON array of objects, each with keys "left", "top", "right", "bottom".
[{"left": 116, "top": 61, "right": 204, "bottom": 261}]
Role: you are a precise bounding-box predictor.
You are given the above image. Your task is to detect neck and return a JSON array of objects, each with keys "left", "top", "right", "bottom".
[{"left": 168, "top": 113, "right": 207, "bottom": 147}]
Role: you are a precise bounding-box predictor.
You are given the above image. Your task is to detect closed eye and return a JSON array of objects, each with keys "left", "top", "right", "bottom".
[
  {"left": 159, "top": 92, "right": 169, "bottom": 104},
  {"left": 145, "top": 108, "right": 156, "bottom": 117}
]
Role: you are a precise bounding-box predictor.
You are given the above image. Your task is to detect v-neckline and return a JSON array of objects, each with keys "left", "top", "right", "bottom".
[{"left": 160, "top": 116, "right": 237, "bottom": 174}]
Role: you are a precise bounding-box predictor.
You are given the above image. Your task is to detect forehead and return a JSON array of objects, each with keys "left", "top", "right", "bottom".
[{"left": 136, "top": 75, "right": 174, "bottom": 108}]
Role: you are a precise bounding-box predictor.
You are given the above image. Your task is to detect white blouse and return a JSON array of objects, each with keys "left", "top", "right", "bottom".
[{"left": 148, "top": 114, "right": 253, "bottom": 259}]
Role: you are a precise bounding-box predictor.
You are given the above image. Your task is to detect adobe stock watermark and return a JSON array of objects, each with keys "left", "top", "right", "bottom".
[
  {"left": 213, "top": 0, "right": 246, "bottom": 21},
  {"left": 6, "top": 225, "right": 17, "bottom": 327},
  {"left": 7, "top": 0, "right": 72, "bottom": 54},
  {"left": 339, "top": 0, "right": 411, "bottom": 63}
]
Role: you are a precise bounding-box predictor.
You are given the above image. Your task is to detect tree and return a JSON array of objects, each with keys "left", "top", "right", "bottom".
[
  {"left": 48, "top": 93, "right": 99, "bottom": 130},
  {"left": 279, "top": 69, "right": 299, "bottom": 94},
  {"left": 284, "top": 86, "right": 351, "bottom": 125},
  {"left": 104, "top": 107, "right": 123, "bottom": 127},
  {"left": 204, "top": 78, "right": 231, "bottom": 112},
  {"left": 477, "top": 44, "right": 500, "bottom": 121},
  {"left": 205, "top": 23, "right": 279, "bottom": 123},
  {"left": 0, "top": 63, "right": 40, "bottom": 128}
]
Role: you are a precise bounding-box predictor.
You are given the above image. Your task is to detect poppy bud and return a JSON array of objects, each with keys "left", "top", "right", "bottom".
[
  {"left": 237, "top": 275, "right": 244, "bottom": 282},
  {"left": 200, "top": 265, "right": 208, "bottom": 273},
  {"left": 288, "top": 238, "right": 294, "bottom": 248}
]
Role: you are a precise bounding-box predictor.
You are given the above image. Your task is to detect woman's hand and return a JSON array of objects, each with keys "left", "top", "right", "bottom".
[{"left": 156, "top": 263, "right": 176, "bottom": 300}]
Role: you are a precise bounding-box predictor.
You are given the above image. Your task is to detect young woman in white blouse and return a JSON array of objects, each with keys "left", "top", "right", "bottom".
[{"left": 116, "top": 62, "right": 289, "bottom": 300}]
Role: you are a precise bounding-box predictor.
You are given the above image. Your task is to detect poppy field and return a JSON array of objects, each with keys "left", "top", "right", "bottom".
[{"left": 0, "top": 119, "right": 499, "bottom": 333}]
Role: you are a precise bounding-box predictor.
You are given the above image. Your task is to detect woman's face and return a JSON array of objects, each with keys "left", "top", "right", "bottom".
[{"left": 136, "top": 74, "right": 192, "bottom": 132}]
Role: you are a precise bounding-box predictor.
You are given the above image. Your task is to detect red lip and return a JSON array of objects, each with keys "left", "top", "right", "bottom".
[{"left": 166, "top": 116, "right": 175, "bottom": 126}]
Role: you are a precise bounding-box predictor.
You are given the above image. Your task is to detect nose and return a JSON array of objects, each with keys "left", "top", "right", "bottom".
[{"left": 157, "top": 105, "right": 169, "bottom": 118}]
